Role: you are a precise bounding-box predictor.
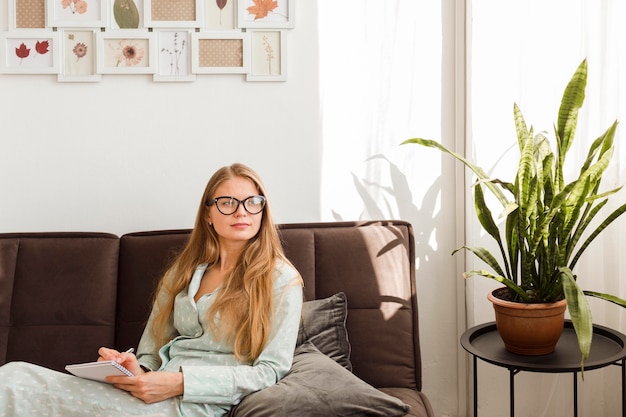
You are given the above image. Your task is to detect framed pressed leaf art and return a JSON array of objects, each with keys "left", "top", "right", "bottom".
[
  {"left": 238, "top": 0, "right": 293, "bottom": 29},
  {"left": 109, "top": 0, "right": 143, "bottom": 30},
  {"left": 96, "top": 30, "right": 155, "bottom": 74},
  {"left": 205, "top": 0, "right": 236, "bottom": 30},
  {"left": 47, "top": 0, "right": 107, "bottom": 28},
  {"left": 246, "top": 29, "right": 286, "bottom": 81},
  {"left": 0, "top": 31, "right": 60, "bottom": 74},
  {"left": 153, "top": 29, "right": 196, "bottom": 82},
  {"left": 58, "top": 29, "right": 101, "bottom": 82}
]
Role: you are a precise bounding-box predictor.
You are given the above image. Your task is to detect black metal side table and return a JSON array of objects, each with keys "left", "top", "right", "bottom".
[{"left": 460, "top": 320, "right": 626, "bottom": 417}]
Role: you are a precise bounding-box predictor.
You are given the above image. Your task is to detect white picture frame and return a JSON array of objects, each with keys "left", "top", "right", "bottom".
[
  {"left": 0, "top": 31, "right": 60, "bottom": 74},
  {"left": 153, "top": 29, "right": 196, "bottom": 82},
  {"left": 58, "top": 29, "right": 101, "bottom": 82},
  {"left": 246, "top": 29, "right": 286, "bottom": 81},
  {"left": 47, "top": 0, "right": 108, "bottom": 28},
  {"left": 9, "top": 0, "right": 47, "bottom": 30},
  {"left": 108, "top": 0, "right": 144, "bottom": 30},
  {"left": 144, "top": 0, "right": 203, "bottom": 28},
  {"left": 205, "top": 0, "right": 236, "bottom": 30},
  {"left": 238, "top": 0, "right": 293, "bottom": 29},
  {"left": 191, "top": 31, "right": 249, "bottom": 74},
  {"left": 96, "top": 30, "right": 155, "bottom": 74}
]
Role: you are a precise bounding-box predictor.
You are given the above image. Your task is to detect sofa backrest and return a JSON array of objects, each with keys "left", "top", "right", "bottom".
[
  {"left": 0, "top": 232, "right": 119, "bottom": 370},
  {"left": 115, "top": 220, "right": 421, "bottom": 391},
  {"left": 0, "top": 221, "right": 421, "bottom": 392}
]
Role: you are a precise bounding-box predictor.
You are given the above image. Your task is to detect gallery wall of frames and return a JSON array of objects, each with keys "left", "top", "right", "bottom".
[{"left": 0, "top": 0, "right": 293, "bottom": 82}]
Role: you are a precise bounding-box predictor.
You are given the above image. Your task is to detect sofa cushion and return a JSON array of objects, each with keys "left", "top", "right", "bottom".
[
  {"left": 229, "top": 342, "right": 410, "bottom": 417},
  {"left": 297, "top": 292, "right": 351, "bottom": 370}
]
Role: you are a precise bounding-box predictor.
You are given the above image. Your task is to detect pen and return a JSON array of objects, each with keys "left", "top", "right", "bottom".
[{"left": 125, "top": 348, "right": 134, "bottom": 354}]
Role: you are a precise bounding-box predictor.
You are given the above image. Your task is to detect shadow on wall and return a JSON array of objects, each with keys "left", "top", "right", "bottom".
[{"left": 331, "top": 154, "right": 441, "bottom": 273}]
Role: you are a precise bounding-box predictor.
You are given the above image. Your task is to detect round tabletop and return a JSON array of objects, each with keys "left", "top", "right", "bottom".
[{"left": 461, "top": 320, "right": 626, "bottom": 373}]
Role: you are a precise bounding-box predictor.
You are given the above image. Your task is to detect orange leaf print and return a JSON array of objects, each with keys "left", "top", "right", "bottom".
[{"left": 246, "top": 0, "right": 278, "bottom": 20}]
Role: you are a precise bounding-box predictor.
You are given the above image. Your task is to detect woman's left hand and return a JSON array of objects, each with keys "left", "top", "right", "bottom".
[{"left": 106, "top": 371, "right": 184, "bottom": 404}]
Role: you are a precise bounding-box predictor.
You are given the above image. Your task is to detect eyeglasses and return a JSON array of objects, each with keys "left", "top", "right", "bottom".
[{"left": 206, "top": 195, "right": 266, "bottom": 215}]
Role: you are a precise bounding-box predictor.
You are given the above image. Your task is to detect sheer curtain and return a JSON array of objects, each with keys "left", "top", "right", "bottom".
[
  {"left": 468, "top": 1, "right": 626, "bottom": 415},
  {"left": 318, "top": 0, "right": 626, "bottom": 415}
]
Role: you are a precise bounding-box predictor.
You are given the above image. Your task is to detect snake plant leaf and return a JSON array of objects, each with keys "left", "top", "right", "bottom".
[
  {"left": 583, "top": 290, "right": 626, "bottom": 308},
  {"left": 557, "top": 59, "right": 587, "bottom": 166},
  {"left": 114, "top": 0, "right": 140, "bottom": 29},
  {"left": 570, "top": 202, "right": 626, "bottom": 268},
  {"left": 561, "top": 267, "right": 591, "bottom": 372},
  {"left": 463, "top": 269, "right": 530, "bottom": 302},
  {"left": 402, "top": 138, "right": 518, "bottom": 216},
  {"left": 452, "top": 246, "right": 507, "bottom": 279}
]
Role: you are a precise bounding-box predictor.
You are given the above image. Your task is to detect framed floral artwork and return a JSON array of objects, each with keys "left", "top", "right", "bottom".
[
  {"left": 109, "top": 0, "right": 143, "bottom": 29},
  {"left": 96, "top": 30, "right": 155, "bottom": 74},
  {"left": 153, "top": 30, "right": 195, "bottom": 82},
  {"left": 205, "top": 0, "right": 236, "bottom": 30},
  {"left": 58, "top": 29, "right": 101, "bottom": 82},
  {"left": 246, "top": 30, "right": 286, "bottom": 81},
  {"left": 47, "top": 0, "right": 107, "bottom": 28},
  {"left": 9, "top": 0, "right": 46, "bottom": 30},
  {"left": 191, "top": 31, "right": 249, "bottom": 74},
  {"left": 238, "top": 0, "right": 293, "bottom": 29},
  {"left": 144, "top": 0, "right": 203, "bottom": 28},
  {"left": 0, "top": 31, "right": 60, "bottom": 74}
]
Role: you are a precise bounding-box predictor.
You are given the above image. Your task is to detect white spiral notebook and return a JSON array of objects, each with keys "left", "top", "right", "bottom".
[{"left": 65, "top": 360, "right": 134, "bottom": 383}]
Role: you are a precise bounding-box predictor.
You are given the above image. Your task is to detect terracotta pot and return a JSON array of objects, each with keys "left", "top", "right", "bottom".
[{"left": 487, "top": 288, "right": 567, "bottom": 355}]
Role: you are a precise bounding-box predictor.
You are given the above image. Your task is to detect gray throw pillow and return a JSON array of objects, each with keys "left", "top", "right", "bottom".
[
  {"left": 229, "top": 342, "right": 410, "bottom": 417},
  {"left": 296, "top": 292, "right": 352, "bottom": 370}
]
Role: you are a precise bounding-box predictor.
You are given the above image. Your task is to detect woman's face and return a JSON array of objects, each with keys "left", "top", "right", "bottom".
[{"left": 205, "top": 176, "right": 264, "bottom": 247}]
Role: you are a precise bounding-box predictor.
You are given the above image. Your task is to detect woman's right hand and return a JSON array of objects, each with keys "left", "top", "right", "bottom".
[{"left": 97, "top": 347, "right": 143, "bottom": 376}]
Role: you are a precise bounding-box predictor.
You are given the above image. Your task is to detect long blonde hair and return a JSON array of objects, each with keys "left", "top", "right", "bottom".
[{"left": 150, "top": 163, "right": 293, "bottom": 363}]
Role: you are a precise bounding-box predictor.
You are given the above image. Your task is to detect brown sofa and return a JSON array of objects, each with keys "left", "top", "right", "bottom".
[{"left": 0, "top": 220, "right": 434, "bottom": 417}]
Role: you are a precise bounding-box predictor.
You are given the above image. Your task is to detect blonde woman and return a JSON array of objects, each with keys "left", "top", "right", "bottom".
[{"left": 0, "top": 163, "right": 304, "bottom": 417}]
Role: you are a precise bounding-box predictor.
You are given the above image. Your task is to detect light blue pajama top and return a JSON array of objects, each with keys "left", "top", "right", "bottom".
[{"left": 136, "top": 260, "right": 303, "bottom": 417}]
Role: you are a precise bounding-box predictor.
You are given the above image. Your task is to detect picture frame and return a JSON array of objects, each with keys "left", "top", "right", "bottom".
[
  {"left": 191, "top": 31, "right": 249, "bottom": 74},
  {"left": 96, "top": 30, "right": 155, "bottom": 74},
  {"left": 205, "top": 0, "right": 236, "bottom": 30},
  {"left": 144, "top": 0, "right": 203, "bottom": 28},
  {"left": 153, "top": 30, "right": 196, "bottom": 82},
  {"left": 238, "top": 0, "right": 293, "bottom": 29},
  {"left": 47, "top": 0, "right": 107, "bottom": 28},
  {"left": 9, "top": 0, "right": 47, "bottom": 30},
  {"left": 246, "top": 29, "right": 286, "bottom": 81},
  {"left": 109, "top": 0, "right": 144, "bottom": 30},
  {"left": 0, "top": 31, "right": 60, "bottom": 74},
  {"left": 58, "top": 29, "right": 101, "bottom": 82}
]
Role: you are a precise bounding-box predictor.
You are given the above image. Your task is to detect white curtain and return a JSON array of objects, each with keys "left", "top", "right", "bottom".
[
  {"left": 318, "top": 0, "right": 626, "bottom": 416},
  {"left": 468, "top": 1, "right": 626, "bottom": 416}
]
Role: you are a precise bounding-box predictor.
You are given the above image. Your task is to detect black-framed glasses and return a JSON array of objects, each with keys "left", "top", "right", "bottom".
[{"left": 206, "top": 195, "right": 266, "bottom": 215}]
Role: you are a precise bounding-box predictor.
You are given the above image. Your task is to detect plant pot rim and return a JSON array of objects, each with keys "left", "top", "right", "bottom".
[{"left": 488, "top": 287, "right": 567, "bottom": 309}]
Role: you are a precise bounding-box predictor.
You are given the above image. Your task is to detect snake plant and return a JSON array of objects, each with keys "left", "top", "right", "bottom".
[{"left": 403, "top": 59, "right": 626, "bottom": 366}]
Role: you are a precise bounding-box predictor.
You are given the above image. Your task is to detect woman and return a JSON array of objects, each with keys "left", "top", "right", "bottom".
[{"left": 0, "top": 163, "right": 304, "bottom": 417}]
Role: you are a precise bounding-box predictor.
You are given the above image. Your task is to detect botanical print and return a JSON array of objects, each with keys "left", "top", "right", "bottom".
[
  {"left": 206, "top": 0, "right": 235, "bottom": 29},
  {"left": 244, "top": 0, "right": 287, "bottom": 22},
  {"left": 104, "top": 38, "right": 148, "bottom": 67},
  {"left": 63, "top": 30, "right": 96, "bottom": 76},
  {"left": 113, "top": 0, "right": 140, "bottom": 28},
  {"left": 6, "top": 38, "right": 53, "bottom": 68},
  {"left": 250, "top": 31, "right": 280, "bottom": 76},
  {"left": 158, "top": 31, "right": 188, "bottom": 76},
  {"left": 53, "top": 0, "right": 101, "bottom": 22}
]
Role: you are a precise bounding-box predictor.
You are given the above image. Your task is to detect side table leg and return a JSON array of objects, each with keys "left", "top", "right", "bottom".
[
  {"left": 473, "top": 355, "right": 478, "bottom": 417},
  {"left": 573, "top": 372, "right": 578, "bottom": 417},
  {"left": 510, "top": 369, "right": 516, "bottom": 417}
]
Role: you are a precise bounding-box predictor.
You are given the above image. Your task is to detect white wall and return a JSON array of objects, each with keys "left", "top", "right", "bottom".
[
  {"left": 0, "top": 2, "right": 462, "bottom": 416},
  {"left": 0, "top": 2, "right": 322, "bottom": 235}
]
